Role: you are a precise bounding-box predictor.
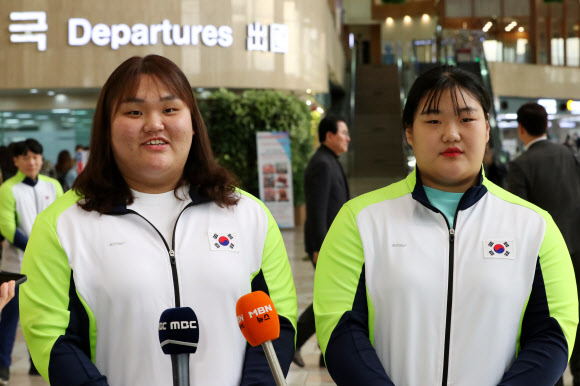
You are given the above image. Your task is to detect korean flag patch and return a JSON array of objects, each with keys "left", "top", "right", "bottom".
[
  {"left": 208, "top": 232, "right": 240, "bottom": 252},
  {"left": 483, "top": 240, "right": 515, "bottom": 259}
]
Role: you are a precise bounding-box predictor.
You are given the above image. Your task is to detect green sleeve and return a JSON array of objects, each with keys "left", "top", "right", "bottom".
[
  {"left": 538, "top": 215, "right": 579, "bottom": 360},
  {"left": 314, "top": 204, "right": 367, "bottom": 354},
  {"left": 20, "top": 195, "right": 97, "bottom": 380},
  {"left": 486, "top": 180, "right": 579, "bottom": 359},
  {"left": 0, "top": 181, "right": 17, "bottom": 243},
  {"left": 244, "top": 192, "right": 297, "bottom": 331}
]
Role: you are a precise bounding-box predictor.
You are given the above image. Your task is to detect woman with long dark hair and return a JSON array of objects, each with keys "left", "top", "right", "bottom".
[
  {"left": 0, "top": 146, "right": 16, "bottom": 183},
  {"left": 20, "top": 55, "right": 297, "bottom": 386},
  {"left": 54, "top": 150, "right": 77, "bottom": 192}
]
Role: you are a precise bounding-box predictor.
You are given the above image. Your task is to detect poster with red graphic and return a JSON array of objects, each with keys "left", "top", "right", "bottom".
[{"left": 256, "top": 132, "right": 294, "bottom": 228}]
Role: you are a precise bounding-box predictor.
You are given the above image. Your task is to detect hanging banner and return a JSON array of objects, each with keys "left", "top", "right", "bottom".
[{"left": 256, "top": 131, "right": 295, "bottom": 228}]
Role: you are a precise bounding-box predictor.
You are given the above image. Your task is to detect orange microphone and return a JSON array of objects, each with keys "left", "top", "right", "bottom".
[{"left": 236, "top": 291, "right": 286, "bottom": 386}]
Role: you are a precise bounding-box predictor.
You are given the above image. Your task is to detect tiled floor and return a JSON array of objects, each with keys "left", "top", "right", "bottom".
[
  {"left": 282, "top": 225, "right": 334, "bottom": 386},
  {"left": 5, "top": 177, "right": 575, "bottom": 385}
]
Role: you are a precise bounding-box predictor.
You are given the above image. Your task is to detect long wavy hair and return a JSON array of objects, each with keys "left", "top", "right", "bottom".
[
  {"left": 55, "top": 150, "right": 73, "bottom": 175},
  {"left": 73, "top": 55, "right": 239, "bottom": 213}
]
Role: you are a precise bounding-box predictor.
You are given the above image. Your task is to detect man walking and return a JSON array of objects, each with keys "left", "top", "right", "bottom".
[
  {"left": 507, "top": 102, "right": 580, "bottom": 386},
  {"left": 0, "top": 139, "right": 62, "bottom": 384},
  {"left": 293, "top": 116, "right": 350, "bottom": 367}
]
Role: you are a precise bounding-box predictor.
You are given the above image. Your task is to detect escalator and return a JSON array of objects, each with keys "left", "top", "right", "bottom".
[
  {"left": 349, "top": 29, "right": 504, "bottom": 179},
  {"left": 400, "top": 29, "right": 504, "bottom": 172}
]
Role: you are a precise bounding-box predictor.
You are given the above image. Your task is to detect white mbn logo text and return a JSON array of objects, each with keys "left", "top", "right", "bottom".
[
  {"left": 9, "top": 12, "right": 48, "bottom": 51},
  {"left": 158, "top": 321, "right": 197, "bottom": 331},
  {"left": 248, "top": 305, "right": 272, "bottom": 318}
]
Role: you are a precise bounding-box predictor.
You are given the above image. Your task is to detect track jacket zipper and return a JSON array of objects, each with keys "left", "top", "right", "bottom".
[
  {"left": 127, "top": 202, "right": 194, "bottom": 308},
  {"left": 440, "top": 211, "right": 459, "bottom": 386},
  {"left": 411, "top": 168, "right": 488, "bottom": 385}
]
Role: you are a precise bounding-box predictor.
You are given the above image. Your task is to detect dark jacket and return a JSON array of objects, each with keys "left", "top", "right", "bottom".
[
  {"left": 507, "top": 139, "right": 580, "bottom": 256},
  {"left": 304, "top": 144, "right": 349, "bottom": 254}
]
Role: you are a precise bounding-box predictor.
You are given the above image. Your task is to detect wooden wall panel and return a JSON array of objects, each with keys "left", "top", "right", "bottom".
[
  {"left": 0, "top": 0, "right": 345, "bottom": 93},
  {"left": 489, "top": 61, "right": 580, "bottom": 99}
]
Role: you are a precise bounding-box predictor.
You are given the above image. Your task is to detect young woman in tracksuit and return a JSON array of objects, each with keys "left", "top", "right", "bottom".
[
  {"left": 314, "top": 66, "right": 578, "bottom": 385},
  {"left": 19, "top": 55, "right": 297, "bottom": 386}
]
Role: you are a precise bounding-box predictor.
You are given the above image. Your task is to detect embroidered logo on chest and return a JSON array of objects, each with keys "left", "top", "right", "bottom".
[
  {"left": 483, "top": 240, "right": 515, "bottom": 259},
  {"left": 208, "top": 232, "right": 240, "bottom": 252}
]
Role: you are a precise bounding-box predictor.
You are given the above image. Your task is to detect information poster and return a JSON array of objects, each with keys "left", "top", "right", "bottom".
[{"left": 256, "top": 132, "right": 294, "bottom": 228}]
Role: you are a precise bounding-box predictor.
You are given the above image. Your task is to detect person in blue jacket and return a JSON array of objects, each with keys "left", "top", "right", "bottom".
[{"left": 314, "top": 65, "right": 578, "bottom": 385}]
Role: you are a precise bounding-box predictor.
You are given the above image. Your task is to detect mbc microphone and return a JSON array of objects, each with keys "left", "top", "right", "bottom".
[
  {"left": 236, "top": 291, "right": 286, "bottom": 386},
  {"left": 158, "top": 307, "right": 199, "bottom": 386}
]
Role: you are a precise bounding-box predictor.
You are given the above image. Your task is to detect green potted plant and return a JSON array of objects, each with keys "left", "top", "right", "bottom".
[{"left": 199, "top": 88, "right": 314, "bottom": 213}]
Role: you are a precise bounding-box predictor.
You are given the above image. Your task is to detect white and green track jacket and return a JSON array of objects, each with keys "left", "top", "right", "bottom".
[
  {"left": 20, "top": 188, "right": 297, "bottom": 386},
  {"left": 0, "top": 171, "right": 62, "bottom": 272},
  {"left": 314, "top": 169, "right": 578, "bottom": 386}
]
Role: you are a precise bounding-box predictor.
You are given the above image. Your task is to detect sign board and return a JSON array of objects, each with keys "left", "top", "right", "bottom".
[
  {"left": 8, "top": 12, "right": 288, "bottom": 53},
  {"left": 256, "top": 132, "right": 294, "bottom": 228}
]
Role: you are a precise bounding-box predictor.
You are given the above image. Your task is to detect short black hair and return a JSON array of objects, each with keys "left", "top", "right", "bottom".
[
  {"left": 319, "top": 115, "right": 346, "bottom": 143},
  {"left": 10, "top": 138, "right": 43, "bottom": 157},
  {"left": 517, "top": 103, "right": 547, "bottom": 136},
  {"left": 402, "top": 65, "right": 491, "bottom": 129}
]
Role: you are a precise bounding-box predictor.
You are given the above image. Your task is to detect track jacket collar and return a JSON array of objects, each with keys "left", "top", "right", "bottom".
[
  {"left": 15, "top": 170, "right": 38, "bottom": 187},
  {"left": 407, "top": 167, "right": 488, "bottom": 213},
  {"left": 107, "top": 185, "right": 212, "bottom": 215}
]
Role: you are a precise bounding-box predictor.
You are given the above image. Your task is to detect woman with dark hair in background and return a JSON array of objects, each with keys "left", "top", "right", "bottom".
[
  {"left": 20, "top": 55, "right": 297, "bottom": 386},
  {"left": 54, "top": 150, "right": 77, "bottom": 192},
  {"left": 0, "top": 146, "right": 17, "bottom": 184},
  {"left": 314, "top": 65, "right": 577, "bottom": 385}
]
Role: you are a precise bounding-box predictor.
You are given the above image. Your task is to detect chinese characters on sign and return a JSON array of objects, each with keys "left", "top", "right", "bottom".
[
  {"left": 246, "top": 22, "right": 289, "bottom": 53},
  {"left": 9, "top": 12, "right": 48, "bottom": 51}
]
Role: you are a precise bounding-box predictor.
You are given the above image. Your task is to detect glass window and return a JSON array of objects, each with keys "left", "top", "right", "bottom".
[{"left": 0, "top": 109, "right": 93, "bottom": 164}]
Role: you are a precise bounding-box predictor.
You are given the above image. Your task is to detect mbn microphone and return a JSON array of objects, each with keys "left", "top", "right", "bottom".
[
  {"left": 236, "top": 291, "right": 286, "bottom": 386},
  {"left": 159, "top": 307, "right": 199, "bottom": 386}
]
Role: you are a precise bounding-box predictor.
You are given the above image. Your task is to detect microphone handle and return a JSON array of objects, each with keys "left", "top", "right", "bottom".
[
  {"left": 170, "top": 354, "right": 190, "bottom": 386},
  {"left": 262, "top": 340, "right": 287, "bottom": 386}
]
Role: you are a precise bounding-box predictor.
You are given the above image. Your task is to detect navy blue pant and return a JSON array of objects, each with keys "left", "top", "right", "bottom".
[{"left": 0, "top": 287, "right": 19, "bottom": 368}]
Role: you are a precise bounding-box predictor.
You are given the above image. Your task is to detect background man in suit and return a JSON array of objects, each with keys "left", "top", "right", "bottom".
[
  {"left": 507, "top": 102, "right": 580, "bottom": 386},
  {"left": 293, "top": 115, "right": 350, "bottom": 367}
]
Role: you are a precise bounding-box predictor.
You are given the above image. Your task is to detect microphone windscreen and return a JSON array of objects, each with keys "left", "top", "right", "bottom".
[
  {"left": 158, "top": 307, "right": 199, "bottom": 355},
  {"left": 236, "top": 291, "right": 280, "bottom": 347}
]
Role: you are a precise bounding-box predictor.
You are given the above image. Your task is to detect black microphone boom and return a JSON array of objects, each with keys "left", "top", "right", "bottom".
[{"left": 159, "top": 307, "right": 199, "bottom": 386}]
